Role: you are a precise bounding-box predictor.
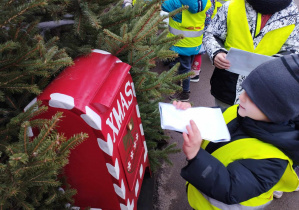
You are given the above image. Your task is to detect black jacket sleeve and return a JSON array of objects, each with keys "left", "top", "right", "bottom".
[{"left": 180, "top": 149, "right": 288, "bottom": 204}]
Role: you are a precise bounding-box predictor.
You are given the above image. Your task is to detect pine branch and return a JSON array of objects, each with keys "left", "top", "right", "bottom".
[
  {"left": 80, "top": 2, "right": 101, "bottom": 30},
  {"left": 0, "top": 1, "right": 48, "bottom": 27},
  {"left": 22, "top": 121, "right": 30, "bottom": 155},
  {"left": 132, "top": 4, "right": 161, "bottom": 43},
  {"left": 0, "top": 41, "right": 19, "bottom": 53},
  {"left": 132, "top": 49, "right": 154, "bottom": 66},
  {"left": 59, "top": 132, "right": 88, "bottom": 154},
  {"left": 31, "top": 112, "right": 63, "bottom": 155}
]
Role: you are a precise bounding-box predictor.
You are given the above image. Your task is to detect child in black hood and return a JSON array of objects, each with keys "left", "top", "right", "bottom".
[{"left": 173, "top": 54, "right": 299, "bottom": 209}]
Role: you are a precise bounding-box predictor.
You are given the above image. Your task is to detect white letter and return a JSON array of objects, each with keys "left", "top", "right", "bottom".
[
  {"left": 120, "top": 92, "right": 129, "bottom": 112},
  {"left": 106, "top": 112, "right": 119, "bottom": 135},
  {"left": 125, "top": 81, "right": 133, "bottom": 106},
  {"left": 112, "top": 100, "right": 124, "bottom": 130}
]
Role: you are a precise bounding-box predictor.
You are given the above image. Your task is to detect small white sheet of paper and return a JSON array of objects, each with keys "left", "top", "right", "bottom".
[
  {"left": 159, "top": 102, "right": 231, "bottom": 142},
  {"left": 226, "top": 48, "right": 275, "bottom": 76}
]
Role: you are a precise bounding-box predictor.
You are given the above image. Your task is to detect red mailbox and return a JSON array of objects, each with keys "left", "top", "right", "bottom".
[{"left": 25, "top": 49, "right": 150, "bottom": 210}]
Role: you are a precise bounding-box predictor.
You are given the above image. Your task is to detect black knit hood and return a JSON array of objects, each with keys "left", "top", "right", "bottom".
[{"left": 246, "top": 0, "right": 292, "bottom": 14}]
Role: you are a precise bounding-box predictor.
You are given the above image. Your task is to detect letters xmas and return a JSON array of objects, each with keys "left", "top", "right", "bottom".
[
  {"left": 104, "top": 80, "right": 140, "bottom": 173},
  {"left": 105, "top": 80, "right": 135, "bottom": 144}
]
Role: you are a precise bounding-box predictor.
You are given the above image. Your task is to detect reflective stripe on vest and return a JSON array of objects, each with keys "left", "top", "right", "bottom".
[
  {"left": 168, "top": 0, "right": 211, "bottom": 47},
  {"left": 168, "top": 26, "right": 204, "bottom": 37},
  {"left": 188, "top": 105, "right": 299, "bottom": 210},
  {"left": 224, "top": 0, "right": 295, "bottom": 56}
]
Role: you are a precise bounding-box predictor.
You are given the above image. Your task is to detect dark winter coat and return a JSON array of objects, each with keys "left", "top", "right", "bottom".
[{"left": 181, "top": 107, "right": 299, "bottom": 204}]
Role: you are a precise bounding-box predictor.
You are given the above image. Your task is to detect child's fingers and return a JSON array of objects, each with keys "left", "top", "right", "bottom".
[
  {"left": 173, "top": 100, "right": 191, "bottom": 110},
  {"left": 179, "top": 101, "right": 191, "bottom": 110},
  {"left": 175, "top": 101, "right": 183, "bottom": 109},
  {"left": 186, "top": 124, "right": 194, "bottom": 137},
  {"left": 190, "top": 120, "right": 199, "bottom": 132},
  {"left": 190, "top": 120, "right": 201, "bottom": 137},
  {"left": 182, "top": 132, "right": 189, "bottom": 142},
  {"left": 176, "top": 101, "right": 182, "bottom": 108}
]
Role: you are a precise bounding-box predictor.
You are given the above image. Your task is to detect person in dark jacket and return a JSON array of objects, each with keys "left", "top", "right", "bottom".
[{"left": 173, "top": 54, "right": 299, "bottom": 209}]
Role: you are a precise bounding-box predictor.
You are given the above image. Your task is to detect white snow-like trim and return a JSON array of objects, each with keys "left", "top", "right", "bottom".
[
  {"left": 116, "top": 59, "right": 122, "bottom": 63},
  {"left": 131, "top": 82, "right": 136, "bottom": 97},
  {"left": 81, "top": 106, "right": 102, "bottom": 130},
  {"left": 27, "top": 126, "right": 34, "bottom": 137},
  {"left": 113, "top": 179, "right": 126, "bottom": 200},
  {"left": 139, "top": 164, "right": 143, "bottom": 179},
  {"left": 136, "top": 105, "right": 140, "bottom": 118},
  {"left": 135, "top": 180, "right": 139, "bottom": 197},
  {"left": 97, "top": 137, "right": 113, "bottom": 156},
  {"left": 24, "top": 97, "right": 37, "bottom": 112},
  {"left": 120, "top": 199, "right": 134, "bottom": 210},
  {"left": 139, "top": 123, "right": 144, "bottom": 136},
  {"left": 49, "top": 93, "right": 75, "bottom": 110},
  {"left": 58, "top": 187, "right": 65, "bottom": 193},
  {"left": 92, "top": 49, "right": 111, "bottom": 54},
  {"left": 143, "top": 141, "right": 148, "bottom": 162},
  {"left": 106, "top": 158, "right": 120, "bottom": 180},
  {"left": 90, "top": 208, "right": 102, "bottom": 210},
  {"left": 71, "top": 207, "right": 80, "bottom": 210}
]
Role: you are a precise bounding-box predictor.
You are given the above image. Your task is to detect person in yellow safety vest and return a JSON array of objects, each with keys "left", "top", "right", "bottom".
[
  {"left": 162, "top": 0, "right": 211, "bottom": 102},
  {"left": 202, "top": 0, "right": 299, "bottom": 109},
  {"left": 172, "top": 54, "right": 299, "bottom": 210}
]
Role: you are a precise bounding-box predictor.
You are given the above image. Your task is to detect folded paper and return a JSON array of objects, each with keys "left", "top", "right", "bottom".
[
  {"left": 226, "top": 48, "right": 275, "bottom": 76},
  {"left": 159, "top": 102, "right": 231, "bottom": 142}
]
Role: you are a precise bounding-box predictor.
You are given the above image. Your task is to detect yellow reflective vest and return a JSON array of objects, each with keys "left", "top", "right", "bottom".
[
  {"left": 168, "top": 0, "right": 212, "bottom": 48},
  {"left": 187, "top": 105, "right": 299, "bottom": 210},
  {"left": 224, "top": 0, "right": 295, "bottom": 56}
]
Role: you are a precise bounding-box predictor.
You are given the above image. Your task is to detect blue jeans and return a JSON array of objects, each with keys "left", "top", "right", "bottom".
[{"left": 170, "top": 55, "right": 195, "bottom": 92}]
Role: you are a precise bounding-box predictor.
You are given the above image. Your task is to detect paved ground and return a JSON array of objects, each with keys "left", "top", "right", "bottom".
[{"left": 150, "top": 53, "right": 299, "bottom": 210}]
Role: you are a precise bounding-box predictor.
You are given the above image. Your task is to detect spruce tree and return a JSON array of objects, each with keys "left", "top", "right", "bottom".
[{"left": 1, "top": 0, "right": 187, "bottom": 208}]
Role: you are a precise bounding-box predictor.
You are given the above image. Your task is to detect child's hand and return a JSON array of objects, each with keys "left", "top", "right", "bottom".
[
  {"left": 182, "top": 120, "right": 202, "bottom": 160},
  {"left": 172, "top": 100, "right": 191, "bottom": 110},
  {"left": 214, "top": 52, "right": 230, "bottom": 69}
]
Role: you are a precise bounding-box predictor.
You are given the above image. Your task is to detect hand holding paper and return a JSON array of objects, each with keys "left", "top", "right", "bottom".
[
  {"left": 183, "top": 120, "right": 203, "bottom": 160},
  {"left": 214, "top": 52, "right": 231, "bottom": 69},
  {"left": 159, "top": 102, "right": 230, "bottom": 142}
]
